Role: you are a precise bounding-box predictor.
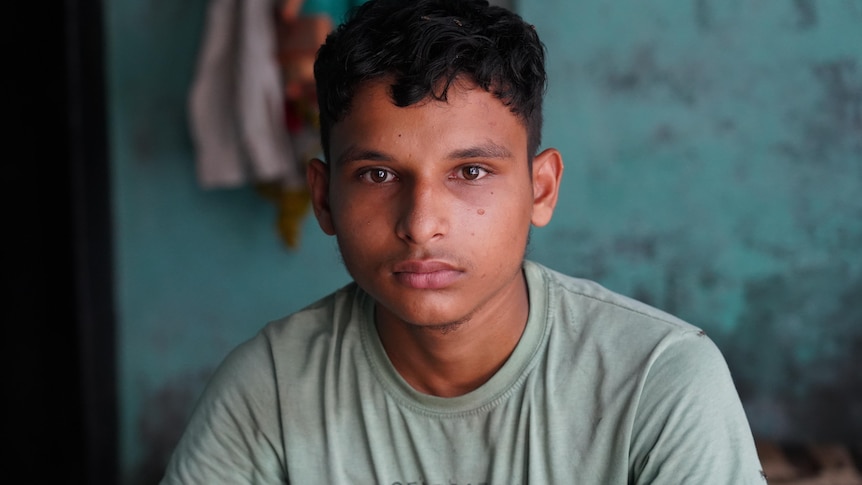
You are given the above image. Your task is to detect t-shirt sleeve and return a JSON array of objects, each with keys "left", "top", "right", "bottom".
[
  {"left": 629, "top": 331, "right": 766, "bottom": 484},
  {"left": 160, "top": 332, "right": 286, "bottom": 484}
]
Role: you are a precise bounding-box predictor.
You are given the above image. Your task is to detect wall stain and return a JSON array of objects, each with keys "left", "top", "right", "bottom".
[
  {"left": 596, "top": 44, "right": 702, "bottom": 106},
  {"left": 661, "top": 259, "right": 683, "bottom": 316},
  {"left": 692, "top": 0, "right": 741, "bottom": 33},
  {"left": 545, "top": 229, "right": 719, "bottom": 321},
  {"left": 694, "top": 0, "right": 713, "bottom": 31},
  {"left": 776, "top": 59, "right": 862, "bottom": 165},
  {"left": 652, "top": 123, "right": 676, "bottom": 144},
  {"left": 792, "top": 0, "right": 817, "bottom": 30},
  {"left": 724, "top": 268, "right": 862, "bottom": 442},
  {"left": 698, "top": 267, "right": 721, "bottom": 290},
  {"left": 613, "top": 236, "right": 658, "bottom": 260},
  {"left": 129, "top": 368, "right": 213, "bottom": 485}
]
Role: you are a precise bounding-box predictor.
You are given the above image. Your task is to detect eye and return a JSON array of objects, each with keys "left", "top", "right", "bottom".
[
  {"left": 359, "top": 168, "right": 396, "bottom": 184},
  {"left": 457, "top": 165, "right": 489, "bottom": 181}
]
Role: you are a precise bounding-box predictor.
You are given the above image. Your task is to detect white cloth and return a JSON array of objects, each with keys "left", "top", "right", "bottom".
[{"left": 189, "top": 0, "right": 304, "bottom": 189}]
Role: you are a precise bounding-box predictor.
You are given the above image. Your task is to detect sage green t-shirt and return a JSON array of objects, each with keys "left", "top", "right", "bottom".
[{"left": 162, "top": 260, "right": 765, "bottom": 484}]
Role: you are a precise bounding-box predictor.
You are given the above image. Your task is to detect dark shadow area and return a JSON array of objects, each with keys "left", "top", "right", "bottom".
[{"left": 9, "top": 1, "right": 117, "bottom": 483}]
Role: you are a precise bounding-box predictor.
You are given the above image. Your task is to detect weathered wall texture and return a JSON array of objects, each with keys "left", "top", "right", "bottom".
[
  {"left": 521, "top": 0, "right": 862, "bottom": 445},
  {"left": 108, "top": 0, "right": 861, "bottom": 482}
]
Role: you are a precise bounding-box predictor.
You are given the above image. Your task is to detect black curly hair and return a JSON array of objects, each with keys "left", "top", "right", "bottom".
[{"left": 313, "top": 0, "right": 547, "bottom": 163}]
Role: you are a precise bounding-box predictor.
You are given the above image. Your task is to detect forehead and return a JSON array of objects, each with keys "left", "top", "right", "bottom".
[{"left": 329, "top": 77, "right": 529, "bottom": 165}]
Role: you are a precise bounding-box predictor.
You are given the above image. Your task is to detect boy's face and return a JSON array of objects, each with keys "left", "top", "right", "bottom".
[{"left": 309, "top": 77, "right": 561, "bottom": 328}]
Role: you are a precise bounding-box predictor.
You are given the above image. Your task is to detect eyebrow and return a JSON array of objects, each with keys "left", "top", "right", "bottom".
[
  {"left": 335, "top": 147, "right": 391, "bottom": 167},
  {"left": 449, "top": 141, "right": 513, "bottom": 160},
  {"left": 335, "top": 141, "right": 514, "bottom": 167}
]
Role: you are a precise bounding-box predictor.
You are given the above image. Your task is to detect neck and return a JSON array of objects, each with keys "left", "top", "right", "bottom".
[{"left": 375, "top": 273, "right": 530, "bottom": 398}]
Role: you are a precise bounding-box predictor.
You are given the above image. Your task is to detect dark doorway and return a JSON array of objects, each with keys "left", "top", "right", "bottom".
[{"left": 10, "top": 1, "right": 117, "bottom": 483}]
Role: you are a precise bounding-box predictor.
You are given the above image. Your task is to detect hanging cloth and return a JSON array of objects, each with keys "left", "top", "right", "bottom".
[
  {"left": 189, "top": 0, "right": 335, "bottom": 248},
  {"left": 188, "top": 0, "right": 304, "bottom": 190}
]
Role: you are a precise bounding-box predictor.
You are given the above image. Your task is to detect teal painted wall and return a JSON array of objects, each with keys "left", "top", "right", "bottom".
[
  {"left": 107, "top": 0, "right": 861, "bottom": 482},
  {"left": 520, "top": 0, "right": 862, "bottom": 444}
]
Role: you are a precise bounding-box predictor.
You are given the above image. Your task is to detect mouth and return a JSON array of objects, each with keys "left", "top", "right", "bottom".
[{"left": 391, "top": 260, "right": 463, "bottom": 290}]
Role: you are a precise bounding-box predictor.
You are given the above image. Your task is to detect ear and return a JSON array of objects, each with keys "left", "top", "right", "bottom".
[
  {"left": 307, "top": 158, "right": 336, "bottom": 235},
  {"left": 530, "top": 148, "right": 564, "bottom": 227}
]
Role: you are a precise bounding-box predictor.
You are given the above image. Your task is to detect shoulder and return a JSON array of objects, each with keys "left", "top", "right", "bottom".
[
  {"left": 198, "top": 281, "right": 364, "bottom": 393},
  {"left": 524, "top": 260, "right": 731, "bottom": 390},
  {"left": 261, "top": 281, "right": 364, "bottom": 346},
  {"left": 524, "top": 260, "right": 702, "bottom": 339},
  {"left": 523, "top": 263, "right": 762, "bottom": 481}
]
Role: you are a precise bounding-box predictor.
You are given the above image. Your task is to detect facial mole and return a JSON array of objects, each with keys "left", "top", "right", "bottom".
[{"left": 477, "top": 209, "right": 486, "bottom": 215}]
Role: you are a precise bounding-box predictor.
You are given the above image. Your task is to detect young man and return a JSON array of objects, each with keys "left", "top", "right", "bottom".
[{"left": 163, "top": 0, "right": 765, "bottom": 483}]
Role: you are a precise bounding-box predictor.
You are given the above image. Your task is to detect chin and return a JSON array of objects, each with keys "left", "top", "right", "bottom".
[{"left": 377, "top": 298, "right": 474, "bottom": 329}]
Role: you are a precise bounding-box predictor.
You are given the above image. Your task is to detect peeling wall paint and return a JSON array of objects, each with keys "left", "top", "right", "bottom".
[{"left": 109, "top": 0, "right": 862, "bottom": 481}]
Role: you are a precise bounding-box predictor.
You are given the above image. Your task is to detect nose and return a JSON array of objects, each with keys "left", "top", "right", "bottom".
[{"left": 395, "top": 179, "right": 448, "bottom": 244}]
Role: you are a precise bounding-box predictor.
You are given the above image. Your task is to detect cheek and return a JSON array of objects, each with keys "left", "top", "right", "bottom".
[
  {"left": 331, "top": 191, "right": 371, "bottom": 229},
  {"left": 460, "top": 211, "right": 529, "bottom": 257},
  {"left": 332, "top": 203, "right": 391, "bottom": 253},
  {"left": 333, "top": 226, "right": 374, "bottom": 281},
  {"left": 467, "top": 191, "right": 532, "bottom": 232}
]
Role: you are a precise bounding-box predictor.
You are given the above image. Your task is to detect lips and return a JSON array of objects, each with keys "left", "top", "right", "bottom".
[{"left": 391, "top": 260, "right": 463, "bottom": 289}]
